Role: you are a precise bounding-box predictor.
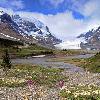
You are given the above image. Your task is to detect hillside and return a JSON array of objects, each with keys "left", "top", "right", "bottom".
[
  {"left": 0, "top": 38, "right": 23, "bottom": 47},
  {"left": 77, "top": 26, "right": 100, "bottom": 50},
  {"left": 0, "top": 11, "right": 61, "bottom": 48}
]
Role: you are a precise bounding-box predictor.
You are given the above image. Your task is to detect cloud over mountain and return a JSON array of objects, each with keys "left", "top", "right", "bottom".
[{"left": 0, "top": 0, "right": 100, "bottom": 44}]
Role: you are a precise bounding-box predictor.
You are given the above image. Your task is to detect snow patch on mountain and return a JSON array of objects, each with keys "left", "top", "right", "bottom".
[
  {"left": 0, "top": 11, "right": 4, "bottom": 16},
  {"left": 77, "top": 26, "right": 100, "bottom": 50},
  {"left": 0, "top": 11, "right": 61, "bottom": 48},
  {"left": 0, "top": 33, "right": 20, "bottom": 41},
  {"left": 12, "top": 15, "right": 50, "bottom": 37}
]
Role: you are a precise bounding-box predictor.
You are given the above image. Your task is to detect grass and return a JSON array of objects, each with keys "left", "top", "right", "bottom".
[
  {"left": 0, "top": 64, "right": 67, "bottom": 87},
  {"left": 0, "top": 42, "right": 96, "bottom": 59},
  {"left": 0, "top": 44, "right": 53, "bottom": 58},
  {"left": 84, "top": 52, "right": 100, "bottom": 73},
  {"left": 52, "top": 49, "right": 90, "bottom": 58},
  {"left": 60, "top": 85, "right": 100, "bottom": 100},
  {"left": 64, "top": 52, "right": 100, "bottom": 73},
  {"left": 32, "top": 66, "right": 67, "bottom": 87}
]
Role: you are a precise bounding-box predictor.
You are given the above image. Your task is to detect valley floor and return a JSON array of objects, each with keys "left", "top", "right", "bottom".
[{"left": 0, "top": 49, "right": 100, "bottom": 100}]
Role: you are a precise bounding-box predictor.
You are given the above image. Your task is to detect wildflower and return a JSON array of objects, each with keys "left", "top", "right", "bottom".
[
  {"left": 92, "top": 90, "right": 100, "bottom": 94},
  {"left": 59, "top": 80, "right": 64, "bottom": 88},
  {"left": 27, "top": 80, "right": 33, "bottom": 86},
  {"left": 19, "top": 79, "right": 25, "bottom": 83},
  {"left": 27, "top": 79, "right": 35, "bottom": 92}
]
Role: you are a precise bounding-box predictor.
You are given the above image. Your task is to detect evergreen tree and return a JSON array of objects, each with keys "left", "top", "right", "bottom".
[{"left": 1, "top": 49, "right": 11, "bottom": 70}]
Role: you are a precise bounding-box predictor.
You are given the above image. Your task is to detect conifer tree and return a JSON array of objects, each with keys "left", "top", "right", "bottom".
[{"left": 1, "top": 49, "right": 11, "bottom": 70}]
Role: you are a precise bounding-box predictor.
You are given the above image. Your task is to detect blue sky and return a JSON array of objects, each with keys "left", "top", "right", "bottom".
[
  {"left": 21, "top": 0, "right": 84, "bottom": 19},
  {"left": 0, "top": 0, "right": 100, "bottom": 41},
  {"left": 0, "top": 0, "right": 85, "bottom": 19}
]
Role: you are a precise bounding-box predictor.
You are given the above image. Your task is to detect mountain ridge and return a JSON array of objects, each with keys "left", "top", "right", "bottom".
[
  {"left": 77, "top": 26, "right": 100, "bottom": 50},
  {"left": 0, "top": 11, "right": 61, "bottom": 48}
]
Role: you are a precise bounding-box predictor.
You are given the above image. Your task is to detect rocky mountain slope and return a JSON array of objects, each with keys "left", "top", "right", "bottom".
[
  {"left": 77, "top": 26, "right": 100, "bottom": 50},
  {"left": 0, "top": 11, "right": 61, "bottom": 48}
]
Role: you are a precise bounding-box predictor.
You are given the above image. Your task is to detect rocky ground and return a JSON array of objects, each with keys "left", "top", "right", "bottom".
[
  {"left": 0, "top": 69, "right": 100, "bottom": 100},
  {"left": 63, "top": 70, "right": 100, "bottom": 87}
]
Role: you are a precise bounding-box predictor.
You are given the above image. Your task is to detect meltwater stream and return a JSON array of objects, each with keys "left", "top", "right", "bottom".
[{"left": 11, "top": 54, "right": 94, "bottom": 72}]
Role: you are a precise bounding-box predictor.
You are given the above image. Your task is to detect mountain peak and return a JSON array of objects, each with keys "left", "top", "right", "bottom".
[
  {"left": 0, "top": 12, "right": 61, "bottom": 48},
  {"left": 77, "top": 26, "right": 100, "bottom": 50},
  {"left": 0, "top": 11, "right": 4, "bottom": 15}
]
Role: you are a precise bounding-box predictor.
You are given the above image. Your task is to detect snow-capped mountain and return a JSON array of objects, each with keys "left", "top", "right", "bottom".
[
  {"left": 0, "top": 11, "right": 34, "bottom": 43},
  {"left": 77, "top": 26, "right": 100, "bottom": 50},
  {"left": 12, "top": 15, "right": 61, "bottom": 46},
  {"left": 77, "top": 29, "right": 96, "bottom": 41},
  {"left": 0, "top": 11, "right": 61, "bottom": 48}
]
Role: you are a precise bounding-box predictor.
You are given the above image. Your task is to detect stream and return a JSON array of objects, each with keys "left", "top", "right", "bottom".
[{"left": 11, "top": 54, "right": 94, "bottom": 72}]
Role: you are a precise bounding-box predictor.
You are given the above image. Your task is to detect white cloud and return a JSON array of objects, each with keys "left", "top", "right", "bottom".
[
  {"left": 56, "top": 39, "right": 81, "bottom": 49},
  {"left": 40, "top": 0, "right": 65, "bottom": 8},
  {"left": 10, "top": 0, "right": 24, "bottom": 9},
  {"left": 16, "top": 10, "right": 100, "bottom": 41},
  {"left": 15, "top": 7, "right": 100, "bottom": 49},
  {"left": 82, "top": 0, "right": 98, "bottom": 16},
  {"left": 0, "top": 0, "right": 100, "bottom": 49},
  {"left": 71, "top": 0, "right": 100, "bottom": 17},
  {"left": 0, "top": 7, "right": 14, "bottom": 15},
  {"left": 0, "top": 0, "right": 7, "bottom": 5},
  {"left": 0, "top": 0, "right": 24, "bottom": 10},
  {"left": 49, "top": 0, "right": 65, "bottom": 7},
  {"left": 0, "top": 0, "right": 100, "bottom": 41}
]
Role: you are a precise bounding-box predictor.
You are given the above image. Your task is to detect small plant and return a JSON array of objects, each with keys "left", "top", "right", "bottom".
[{"left": 1, "top": 49, "right": 12, "bottom": 70}]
